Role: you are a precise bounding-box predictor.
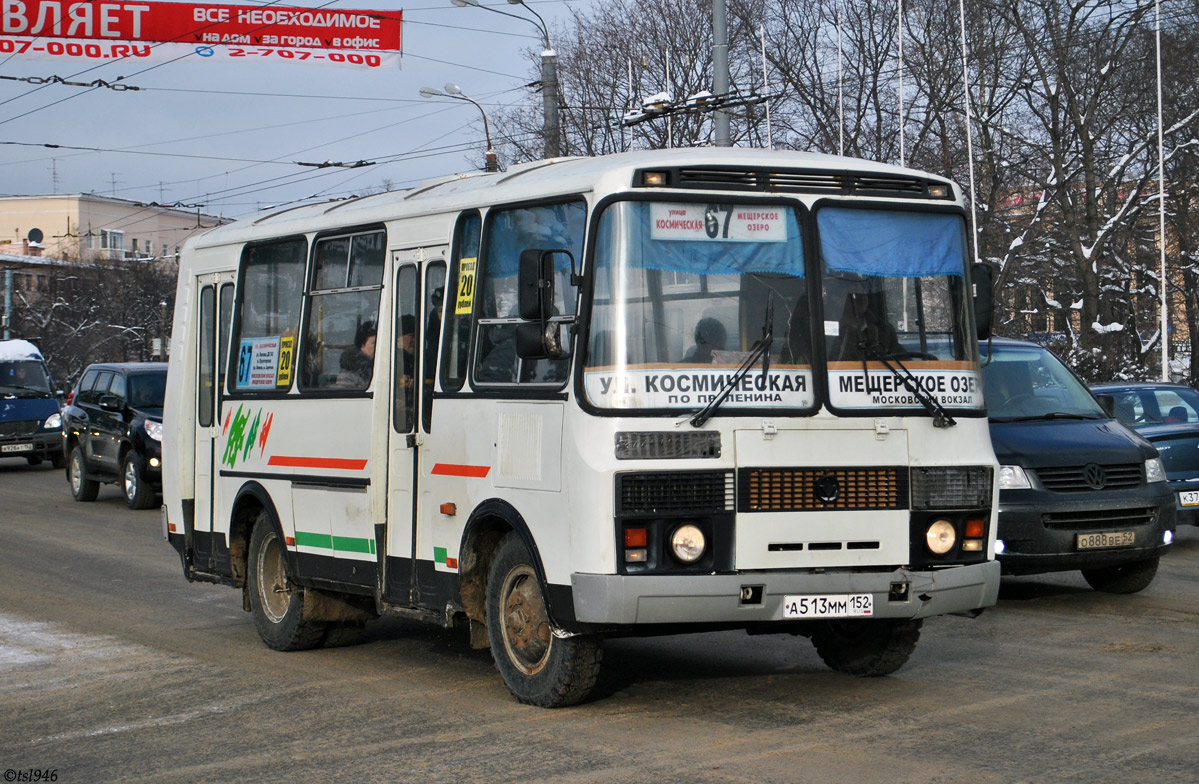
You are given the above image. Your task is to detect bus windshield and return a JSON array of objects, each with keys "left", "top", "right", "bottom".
[
  {"left": 818, "top": 207, "right": 980, "bottom": 412},
  {"left": 583, "top": 200, "right": 981, "bottom": 414},
  {"left": 584, "top": 200, "right": 814, "bottom": 411}
]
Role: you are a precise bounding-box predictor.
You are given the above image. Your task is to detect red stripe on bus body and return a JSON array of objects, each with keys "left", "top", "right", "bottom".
[
  {"left": 431, "top": 463, "right": 491, "bottom": 478},
  {"left": 266, "top": 455, "right": 368, "bottom": 471}
]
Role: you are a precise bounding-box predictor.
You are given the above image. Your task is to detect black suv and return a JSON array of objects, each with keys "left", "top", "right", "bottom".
[{"left": 62, "top": 362, "right": 167, "bottom": 509}]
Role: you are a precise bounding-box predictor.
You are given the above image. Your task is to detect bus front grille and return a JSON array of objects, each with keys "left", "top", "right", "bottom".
[
  {"left": 738, "top": 467, "right": 909, "bottom": 512},
  {"left": 616, "top": 471, "right": 734, "bottom": 515}
]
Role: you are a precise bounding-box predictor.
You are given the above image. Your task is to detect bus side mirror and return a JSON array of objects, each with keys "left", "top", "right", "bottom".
[
  {"left": 517, "top": 248, "right": 574, "bottom": 360},
  {"left": 519, "top": 249, "right": 555, "bottom": 321},
  {"left": 971, "top": 262, "right": 994, "bottom": 340}
]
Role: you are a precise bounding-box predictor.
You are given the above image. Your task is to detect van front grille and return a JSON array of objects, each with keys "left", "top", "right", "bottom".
[
  {"left": 1035, "top": 463, "right": 1143, "bottom": 492},
  {"left": 1041, "top": 507, "right": 1158, "bottom": 530},
  {"left": 0, "top": 420, "right": 38, "bottom": 437}
]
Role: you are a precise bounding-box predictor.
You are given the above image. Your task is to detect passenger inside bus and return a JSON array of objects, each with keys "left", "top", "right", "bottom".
[
  {"left": 337, "top": 322, "right": 377, "bottom": 388},
  {"left": 396, "top": 315, "right": 416, "bottom": 387},
  {"left": 683, "top": 317, "right": 727, "bottom": 363},
  {"left": 832, "top": 292, "right": 902, "bottom": 361}
]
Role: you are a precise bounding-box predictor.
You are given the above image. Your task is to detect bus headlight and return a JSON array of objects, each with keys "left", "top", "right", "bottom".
[
  {"left": 925, "top": 519, "right": 957, "bottom": 555},
  {"left": 670, "top": 524, "right": 706, "bottom": 563}
]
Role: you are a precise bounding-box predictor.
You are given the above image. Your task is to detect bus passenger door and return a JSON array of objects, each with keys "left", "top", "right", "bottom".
[
  {"left": 384, "top": 260, "right": 421, "bottom": 604},
  {"left": 192, "top": 273, "right": 234, "bottom": 569},
  {"left": 383, "top": 251, "right": 446, "bottom": 606}
]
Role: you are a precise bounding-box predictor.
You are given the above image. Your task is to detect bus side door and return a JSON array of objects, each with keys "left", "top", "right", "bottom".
[
  {"left": 383, "top": 249, "right": 446, "bottom": 606},
  {"left": 193, "top": 273, "right": 234, "bottom": 569}
]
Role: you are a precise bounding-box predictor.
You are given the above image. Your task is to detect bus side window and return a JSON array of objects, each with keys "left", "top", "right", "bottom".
[
  {"left": 443, "top": 212, "right": 481, "bottom": 393},
  {"left": 473, "top": 200, "right": 584, "bottom": 386},
  {"left": 393, "top": 265, "right": 418, "bottom": 433},
  {"left": 198, "top": 286, "right": 215, "bottom": 427},
  {"left": 423, "top": 261, "right": 446, "bottom": 432},
  {"left": 218, "top": 283, "right": 234, "bottom": 395},
  {"left": 299, "top": 230, "right": 386, "bottom": 392},
  {"left": 229, "top": 238, "right": 306, "bottom": 392}
]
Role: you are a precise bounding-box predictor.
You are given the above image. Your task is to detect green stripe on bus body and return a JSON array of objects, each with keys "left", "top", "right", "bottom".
[{"left": 295, "top": 531, "right": 376, "bottom": 554}]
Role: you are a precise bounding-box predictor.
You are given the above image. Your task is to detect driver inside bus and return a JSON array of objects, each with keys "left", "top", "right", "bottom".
[{"left": 833, "top": 292, "right": 902, "bottom": 362}]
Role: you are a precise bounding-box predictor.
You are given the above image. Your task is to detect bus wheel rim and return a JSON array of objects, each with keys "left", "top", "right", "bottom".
[{"left": 500, "top": 565, "right": 551, "bottom": 675}]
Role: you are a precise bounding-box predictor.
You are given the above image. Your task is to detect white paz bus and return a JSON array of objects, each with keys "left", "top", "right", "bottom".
[{"left": 163, "top": 148, "right": 1000, "bottom": 707}]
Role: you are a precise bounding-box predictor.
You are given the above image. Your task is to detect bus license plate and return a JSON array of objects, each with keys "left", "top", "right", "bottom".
[
  {"left": 782, "top": 594, "right": 873, "bottom": 619},
  {"left": 1, "top": 443, "right": 33, "bottom": 453},
  {"left": 1179, "top": 490, "right": 1199, "bottom": 507},
  {"left": 1076, "top": 531, "right": 1135, "bottom": 550}
]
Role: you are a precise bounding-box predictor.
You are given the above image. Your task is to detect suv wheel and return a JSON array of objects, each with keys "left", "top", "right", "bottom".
[
  {"left": 122, "top": 452, "right": 156, "bottom": 510},
  {"left": 68, "top": 445, "right": 99, "bottom": 502}
]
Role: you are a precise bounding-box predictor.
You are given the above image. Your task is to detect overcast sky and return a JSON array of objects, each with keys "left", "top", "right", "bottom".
[{"left": 0, "top": 0, "right": 590, "bottom": 220}]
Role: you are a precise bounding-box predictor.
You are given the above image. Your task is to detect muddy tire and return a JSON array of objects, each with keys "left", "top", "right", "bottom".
[
  {"left": 122, "top": 452, "right": 156, "bottom": 510},
  {"left": 486, "top": 532, "right": 602, "bottom": 707},
  {"left": 247, "top": 512, "right": 328, "bottom": 651},
  {"left": 68, "top": 445, "right": 99, "bottom": 502},
  {"left": 1082, "top": 556, "right": 1159, "bottom": 594},
  {"left": 811, "top": 618, "right": 922, "bottom": 677}
]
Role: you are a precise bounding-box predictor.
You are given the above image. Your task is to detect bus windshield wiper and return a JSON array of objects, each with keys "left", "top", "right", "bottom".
[
  {"left": 857, "top": 339, "right": 957, "bottom": 428},
  {"left": 689, "top": 300, "right": 773, "bottom": 428}
]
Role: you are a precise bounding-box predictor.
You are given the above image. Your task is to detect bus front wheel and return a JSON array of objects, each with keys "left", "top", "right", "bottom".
[
  {"left": 485, "top": 532, "right": 602, "bottom": 707},
  {"left": 810, "top": 618, "right": 922, "bottom": 677},
  {"left": 247, "top": 512, "right": 327, "bottom": 651}
]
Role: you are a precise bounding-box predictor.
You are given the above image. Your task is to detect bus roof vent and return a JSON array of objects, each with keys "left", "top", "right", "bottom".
[{"left": 648, "top": 166, "right": 952, "bottom": 200}]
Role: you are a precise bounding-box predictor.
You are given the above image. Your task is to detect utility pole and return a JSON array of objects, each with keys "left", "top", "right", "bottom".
[{"left": 713, "top": 0, "right": 731, "bottom": 147}]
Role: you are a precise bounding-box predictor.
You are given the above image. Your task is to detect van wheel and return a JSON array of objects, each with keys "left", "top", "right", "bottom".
[
  {"left": 247, "top": 512, "right": 328, "bottom": 651},
  {"left": 810, "top": 618, "right": 922, "bottom": 677},
  {"left": 486, "top": 532, "right": 602, "bottom": 707},
  {"left": 68, "top": 445, "right": 99, "bottom": 502},
  {"left": 50, "top": 451, "right": 65, "bottom": 469},
  {"left": 122, "top": 453, "right": 156, "bottom": 510},
  {"left": 26, "top": 455, "right": 44, "bottom": 466},
  {"left": 1082, "top": 556, "right": 1159, "bottom": 594}
]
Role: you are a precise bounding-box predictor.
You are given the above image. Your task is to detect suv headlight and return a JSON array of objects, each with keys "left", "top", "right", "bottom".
[
  {"left": 144, "top": 419, "right": 163, "bottom": 442},
  {"left": 997, "top": 465, "right": 1032, "bottom": 490},
  {"left": 1145, "top": 457, "right": 1166, "bottom": 483},
  {"left": 42, "top": 412, "right": 62, "bottom": 430}
]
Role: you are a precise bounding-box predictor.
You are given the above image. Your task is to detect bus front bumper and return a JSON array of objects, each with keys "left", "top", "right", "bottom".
[{"left": 570, "top": 561, "right": 1000, "bottom": 625}]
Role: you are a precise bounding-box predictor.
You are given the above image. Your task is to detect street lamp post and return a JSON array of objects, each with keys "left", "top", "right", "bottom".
[
  {"left": 451, "top": 0, "right": 559, "bottom": 159},
  {"left": 421, "top": 84, "right": 499, "bottom": 172}
]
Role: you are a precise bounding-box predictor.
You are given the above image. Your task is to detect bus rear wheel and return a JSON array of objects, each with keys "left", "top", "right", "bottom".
[
  {"left": 247, "top": 512, "right": 327, "bottom": 651},
  {"left": 486, "top": 532, "right": 602, "bottom": 707},
  {"left": 810, "top": 618, "right": 922, "bottom": 677}
]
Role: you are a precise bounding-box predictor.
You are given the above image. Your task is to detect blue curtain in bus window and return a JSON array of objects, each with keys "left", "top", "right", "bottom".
[
  {"left": 485, "top": 202, "right": 586, "bottom": 279},
  {"left": 818, "top": 208, "right": 965, "bottom": 278},
  {"left": 619, "top": 203, "right": 803, "bottom": 277}
]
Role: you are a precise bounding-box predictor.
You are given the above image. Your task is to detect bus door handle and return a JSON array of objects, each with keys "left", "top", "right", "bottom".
[{"left": 405, "top": 433, "right": 423, "bottom": 449}]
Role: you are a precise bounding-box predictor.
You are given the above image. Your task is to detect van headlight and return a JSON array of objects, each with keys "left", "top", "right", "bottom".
[
  {"left": 42, "top": 412, "right": 62, "bottom": 430},
  {"left": 144, "top": 419, "right": 164, "bottom": 442},
  {"left": 997, "top": 465, "right": 1032, "bottom": 490},
  {"left": 1145, "top": 457, "right": 1166, "bottom": 483}
]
